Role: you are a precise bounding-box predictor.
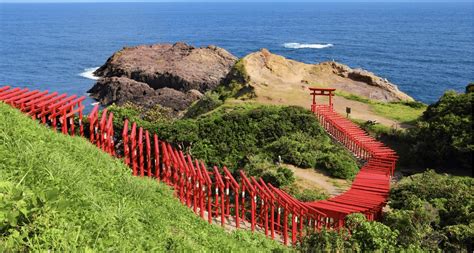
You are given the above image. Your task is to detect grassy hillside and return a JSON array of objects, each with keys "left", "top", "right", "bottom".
[{"left": 0, "top": 103, "right": 284, "bottom": 251}]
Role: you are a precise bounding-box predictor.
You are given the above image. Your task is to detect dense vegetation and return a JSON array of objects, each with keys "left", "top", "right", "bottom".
[
  {"left": 386, "top": 170, "right": 473, "bottom": 251},
  {"left": 352, "top": 85, "right": 472, "bottom": 175},
  {"left": 0, "top": 103, "right": 284, "bottom": 251},
  {"left": 300, "top": 213, "right": 399, "bottom": 252},
  {"left": 109, "top": 103, "right": 359, "bottom": 183},
  {"left": 300, "top": 170, "right": 473, "bottom": 252},
  {"left": 409, "top": 88, "right": 473, "bottom": 173}
]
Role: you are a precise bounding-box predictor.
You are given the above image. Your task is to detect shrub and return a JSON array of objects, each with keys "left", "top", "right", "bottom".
[
  {"left": 409, "top": 88, "right": 473, "bottom": 173},
  {"left": 315, "top": 153, "right": 359, "bottom": 179},
  {"left": 383, "top": 201, "right": 441, "bottom": 250},
  {"left": 300, "top": 214, "right": 399, "bottom": 252},
  {"left": 243, "top": 155, "right": 295, "bottom": 187},
  {"left": 266, "top": 131, "right": 359, "bottom": 179},
  {"left": 346, "top": 213, "right": 399, "bottom": 251},
  {"left": 266, "top": 132, "right": 322, "bottom": 168},
  {"left": 299, "top": 228, "right": 353, "bottom": 252},
  {"left": 386, "top": 170, "right": 474, "bottom": 251},
  {"left": 184, "top": 92, "right": 223, "bottom": 118},
  {"left": 110, "top": 104, "right": 358, "bottom": 180}
]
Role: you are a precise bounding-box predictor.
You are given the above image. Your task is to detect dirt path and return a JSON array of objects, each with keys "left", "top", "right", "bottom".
[{"left": 254, "top": 87, "right": 403, "bottom": 128}]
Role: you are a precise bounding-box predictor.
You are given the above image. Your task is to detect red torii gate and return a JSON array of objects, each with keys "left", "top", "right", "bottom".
[{"left": 309, "top": 87, "right": 336, "bottom": 109}]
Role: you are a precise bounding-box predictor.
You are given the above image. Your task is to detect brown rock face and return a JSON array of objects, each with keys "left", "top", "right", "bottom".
[
  {"left": 88, "top": 77, "right": 202, "bottom": 111},
  {"left": 88, "top": 42, "right": 237, "bottom": 111},
  {"left": 323, "top": 61, "right": 413, "bottom": 101}
]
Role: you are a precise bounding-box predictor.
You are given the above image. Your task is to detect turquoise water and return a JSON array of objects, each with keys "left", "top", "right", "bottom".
[{"left": 0, "top": 2, "right": 473, "bottom": 104}]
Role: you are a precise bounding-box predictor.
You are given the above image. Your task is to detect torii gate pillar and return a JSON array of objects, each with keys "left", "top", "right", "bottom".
[{"left": 309, "top": 87, "right": 336, "bottom": 112}]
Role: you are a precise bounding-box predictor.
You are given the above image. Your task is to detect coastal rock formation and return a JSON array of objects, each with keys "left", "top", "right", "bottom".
[
  {"left": 88, "top": 77, "right": 202, "bottom": 111},
  {"left": 236, "top": 49, "right": 413, "bottom": 103},
  {"left": 89, "top": 42, "right": 237, "bottom": 111},
  {"left": 323, "top": 61, "right": 413, "bottom": 101}
]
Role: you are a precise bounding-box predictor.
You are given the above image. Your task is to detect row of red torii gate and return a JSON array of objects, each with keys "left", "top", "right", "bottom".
[{"left": 0, "top": 85, "right": 397, "bottom": 246}]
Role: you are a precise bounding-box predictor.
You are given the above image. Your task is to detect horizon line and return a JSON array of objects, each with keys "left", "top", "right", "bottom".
[
  {"left": 1, "top": 0, "right": 473, "bottom": 3},
  {"left": 0, "top": 0, "right": 474, "bottom": 4}
]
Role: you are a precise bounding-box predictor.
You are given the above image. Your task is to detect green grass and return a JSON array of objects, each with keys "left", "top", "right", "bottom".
[
  {"left": 370, "top": 103, "right": 425, "bottom": 123},
  {"left": 0, "top": 103, "right": 285, "bottom": 251},
  {"left": 351, "top": 118, "right": 395, "bottom": 136},
  {"left": 336, "top": 91, "right": 427, "bottom": 124}
]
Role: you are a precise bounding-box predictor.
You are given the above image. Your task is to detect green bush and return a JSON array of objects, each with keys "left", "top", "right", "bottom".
[
  {"left": 300, "top": 214, "right": 399, "bottom": 252},
  {"left": 346, "top": 214, "right": 399, "bottom": 251},
  {"left": 266, "top": 131, "right": 358, "bottom": 179},
  {"left": 184, "top": 92, "right": 223, "bottom": 118},
  {"left": 109, "top": 103, "right": 359, "bottom": 180},
  {"left": 315, "top": 153, "right": 359, "bottom": 179},
  {"left": 386, "top": 170, "right": 474, "bottom": 251},
  {"left": 409, "top": 88, "right": 473, "bottom": 173},
  {"left": 299, "top": 228, "right": 353, "bottom": 252},
  {"left": 242, "top": 155, "right": 294, "bottom": 187},
  {"left": 383, "top": 201, "right": 441, "bottom": 250},
  {"left": 266, "top": 132, "right": 322, "bottom": 168}
]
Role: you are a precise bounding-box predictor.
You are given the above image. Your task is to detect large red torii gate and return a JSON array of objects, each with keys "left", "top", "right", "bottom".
[{"left": 309, "top": 87, "right": 336, "bottom": 109}]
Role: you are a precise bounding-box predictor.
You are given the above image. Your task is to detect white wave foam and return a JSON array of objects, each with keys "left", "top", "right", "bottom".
[
  {"left": 79, "top": 67, "right": 99, "bottom": 80},
  {"left": 283, "top": 43, "right": 333, "bottom": 49}
]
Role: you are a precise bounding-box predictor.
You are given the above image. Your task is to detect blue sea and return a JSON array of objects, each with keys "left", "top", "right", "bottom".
[{"left": 0, "top": 2, "right": 473, "bottom": 106}]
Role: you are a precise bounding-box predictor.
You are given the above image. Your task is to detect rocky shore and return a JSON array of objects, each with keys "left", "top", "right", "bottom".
[{"left": 88, "top": 43, "right": 413, "bottom": 115}]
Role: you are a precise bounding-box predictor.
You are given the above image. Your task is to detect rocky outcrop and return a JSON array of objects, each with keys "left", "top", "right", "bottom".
[
  {"left": 322, "top": 61, "right": 413, "bottom": 101},
  {"left": 88, "top": 77, "right": 202, "bottom": 111},
  {"left": 234, "top": 49, "right": 414, "bottom": 103},
  {"left": 89, "top": 42, "right": 237, "bottom": 111}
]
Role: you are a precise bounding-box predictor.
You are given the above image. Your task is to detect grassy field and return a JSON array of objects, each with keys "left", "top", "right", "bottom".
[
  {"left": 0, "top": 103, "right": 285, "bottom": 251},
  {"left": 336, "top": 91, "right": 426, "bottom": 124}
]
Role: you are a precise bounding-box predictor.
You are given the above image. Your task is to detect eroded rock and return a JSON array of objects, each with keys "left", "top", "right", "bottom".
[{"left": 88, "top": 42, "right": 237, "bottom": 111}]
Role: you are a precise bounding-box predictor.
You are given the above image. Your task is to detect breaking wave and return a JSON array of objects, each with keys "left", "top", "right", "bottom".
[
  {"left": 283, "top": 43, "right": 333, "bottom": 49},
  {"left": 79, "top": 67, "right": 99, "bottom": 80}
]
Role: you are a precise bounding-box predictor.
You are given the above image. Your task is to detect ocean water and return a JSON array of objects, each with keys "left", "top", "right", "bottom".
[{"left": 0, "top": 2, "right": 473, "bottom": 106}]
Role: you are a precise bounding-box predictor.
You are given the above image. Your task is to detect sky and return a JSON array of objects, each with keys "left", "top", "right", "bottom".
[{"left": 0, "top": 0, "right": 473, "bottom": 2}]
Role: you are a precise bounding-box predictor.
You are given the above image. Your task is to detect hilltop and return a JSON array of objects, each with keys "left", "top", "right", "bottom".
[{"left": 216, "top": 49, "right": 423, "bottom": 128}]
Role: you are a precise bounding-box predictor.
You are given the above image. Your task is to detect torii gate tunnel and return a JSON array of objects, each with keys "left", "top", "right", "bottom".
[{"left": 0, "top": 85, "right": 397, "bottom": 246}]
